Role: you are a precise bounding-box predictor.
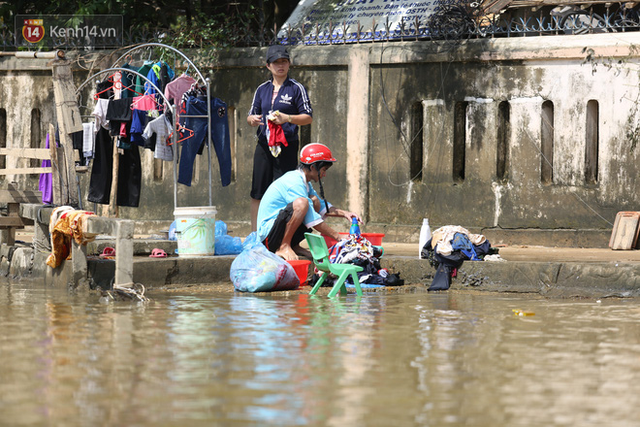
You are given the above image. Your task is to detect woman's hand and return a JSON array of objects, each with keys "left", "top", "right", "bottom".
[
  {"left": 269, "top": 111, "right": 290, "bottom": 125},
  {"left": 247, "top": 114, "right": 262, "bottom": 127}
]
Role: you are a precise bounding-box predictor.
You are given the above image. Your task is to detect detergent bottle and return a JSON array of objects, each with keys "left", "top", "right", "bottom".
[
  {"left": 418, "top": 218, "right": 432, "bottom": 258},
  {"left": 349, "top": 217, "right": 361, "bottom": 237}
]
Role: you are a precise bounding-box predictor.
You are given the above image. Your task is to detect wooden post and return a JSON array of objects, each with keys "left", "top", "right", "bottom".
[
  {"left": 48, "top": 124, "right": 63, "bottom": 205},
  {"left": 51, "top": 60, "right": 82, "bottom": 206},
  {"left": 106, "top": 71, "right": 122, "bottom": 218},
  {"left": 108, "top": 138, "right": 120, "bottom": 218}
]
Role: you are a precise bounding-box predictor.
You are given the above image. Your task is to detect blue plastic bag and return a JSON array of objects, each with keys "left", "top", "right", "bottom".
[
  {"left": 213, "top": 220, "right": 242, "bottom": 255},
  {"left": 215, "top": 234, "right": 243, "bottom": 255},
  {"left": 242, "top": 231, "right": 259, "bottom": 250},
  {"left": 230, "top": 243, "right": 299, "bottom": 292},
  {"left": 168, "top": 221, "right": 177, "bottom": 241},
  {"left": 215, "top": 220, "right": 228, "bottom": 237}
]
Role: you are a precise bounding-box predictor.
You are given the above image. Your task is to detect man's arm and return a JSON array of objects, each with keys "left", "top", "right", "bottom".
[{"left": 313, "top": 221, "right": 341, "bottom": 242}]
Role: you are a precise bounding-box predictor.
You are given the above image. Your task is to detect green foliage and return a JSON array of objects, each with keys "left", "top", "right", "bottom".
[{"left": 0, "top": 0, "right": 274, "bottom": 50}]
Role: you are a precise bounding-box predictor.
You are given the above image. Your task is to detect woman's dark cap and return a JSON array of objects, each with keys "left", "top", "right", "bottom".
[{"left": 266, "top": 45, "right": 290, "bottom": 64}]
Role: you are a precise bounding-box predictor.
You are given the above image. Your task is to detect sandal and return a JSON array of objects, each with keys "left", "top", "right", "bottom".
[
  {"left": 149, "top": 248, "right": 167, "bottom": 258},
  {"left": 99, "top": 247, "right": 116, "bottom": 258}
]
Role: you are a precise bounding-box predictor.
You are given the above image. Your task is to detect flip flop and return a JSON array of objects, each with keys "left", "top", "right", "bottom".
[
  {"left": 149, "top": 248, "right": 167, "bottom": 258},
  {"left": 99, "top": 247, "right": 116, "bottom": 258}
]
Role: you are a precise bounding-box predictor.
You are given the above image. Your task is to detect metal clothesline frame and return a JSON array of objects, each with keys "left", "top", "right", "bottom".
[
  {"left": 76, "top": 67, "right": 178, "bottom": 213},
  {"left": 111, "top": 43, "right": 214, "bottom": 210}
]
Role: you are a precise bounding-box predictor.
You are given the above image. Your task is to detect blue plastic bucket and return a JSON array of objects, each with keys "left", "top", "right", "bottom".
[{"left": 173, "top": 206, "right": 217, "bottom": 256}]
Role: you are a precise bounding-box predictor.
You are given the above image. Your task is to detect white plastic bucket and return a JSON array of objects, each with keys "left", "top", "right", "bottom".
[{"left": 173, "top": 206, "right": 217, "bottom": 256}]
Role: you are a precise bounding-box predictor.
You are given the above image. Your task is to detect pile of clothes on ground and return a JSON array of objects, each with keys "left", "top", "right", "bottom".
[
  {"left": 420, "top": 225, "right": 500, "bottom": 291},
  {"left": 311, "top": 234, "right": 404, "bottom": 288}
]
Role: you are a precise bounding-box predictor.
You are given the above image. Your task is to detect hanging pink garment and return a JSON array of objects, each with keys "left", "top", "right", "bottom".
[{"left": 131, "top": 94, "right": 157, "bottom": 111}]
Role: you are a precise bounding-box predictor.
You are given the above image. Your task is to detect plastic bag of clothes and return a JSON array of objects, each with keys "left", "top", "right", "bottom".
[{"left": 230, "top": 242, "right": 299, "bottom": 292}]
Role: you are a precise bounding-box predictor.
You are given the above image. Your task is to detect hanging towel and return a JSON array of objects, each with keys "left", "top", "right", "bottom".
[{"left": 82, "top": 122, "right": 95, "bottom": 159}]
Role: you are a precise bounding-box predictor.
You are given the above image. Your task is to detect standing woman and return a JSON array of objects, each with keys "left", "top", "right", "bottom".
[{"left": 247, "top": 45, "right": 313, "bottom": 231}]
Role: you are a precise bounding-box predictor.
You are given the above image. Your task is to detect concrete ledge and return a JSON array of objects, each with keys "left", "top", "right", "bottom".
[
  {"left": 8, "top": 245, "right": 640, "bottom": 298},
  {"left": 455, "top": 261, "right": 640, "bottom": 298}
]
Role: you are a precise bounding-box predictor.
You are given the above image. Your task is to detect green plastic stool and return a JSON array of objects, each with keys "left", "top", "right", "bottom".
[{"left": 304, "top": 233, "right": 363, "bottom": 297}]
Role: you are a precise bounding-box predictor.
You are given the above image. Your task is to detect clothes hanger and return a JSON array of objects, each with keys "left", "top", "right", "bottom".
[
  {"left": 93, "top": 75, "right": 115, "bottom": 100},
  {"left": 124, "top": 84, "right": 145, "bottom": 98},
  {"left": 173, "top": 125, "right": 194, "bottom": 144}
]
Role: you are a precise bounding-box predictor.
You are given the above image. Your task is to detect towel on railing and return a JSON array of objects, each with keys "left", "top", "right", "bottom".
[{"left": 46, "top": 207, "right": 96, "bottom": 269}]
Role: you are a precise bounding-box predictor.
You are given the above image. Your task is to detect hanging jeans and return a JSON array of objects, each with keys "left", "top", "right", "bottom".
[{"left": 178, "top": 96, "right": 231, "bottom": 187}]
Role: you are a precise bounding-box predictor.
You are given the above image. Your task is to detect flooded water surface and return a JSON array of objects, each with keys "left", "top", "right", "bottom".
[{"left": 1, "top": 281, "right": 640, "bottom": 426}]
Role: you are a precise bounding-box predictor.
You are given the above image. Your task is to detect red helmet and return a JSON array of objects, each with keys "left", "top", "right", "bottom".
[{"left": 299, "top": 143, "right": 336, "bottom": 165}]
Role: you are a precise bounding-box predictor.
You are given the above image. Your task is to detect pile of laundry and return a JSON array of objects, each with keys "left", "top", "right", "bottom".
[
  {"left": 312, "top": 234, "right": 404, "bottom": 288},
  {"left": 420, "top": 225, "right": 500, "bottom": 291}
]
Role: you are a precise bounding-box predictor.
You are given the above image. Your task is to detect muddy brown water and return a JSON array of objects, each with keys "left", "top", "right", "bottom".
[{"left": 1, "top": 279, "right": 639, "bottom": 427}]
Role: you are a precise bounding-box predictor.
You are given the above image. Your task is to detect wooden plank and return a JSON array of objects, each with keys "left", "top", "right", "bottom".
[
  {"left": 0, "top": 167, "right": 53, "bottom": 175},
  {"left": 0, "top": 148, "right": 51, "bottom": 160},
  {"left": 49, "top": 124, "right": 62, "bottom": 205},
  {"left": 51, "top": 60, "right": 82, "bottom": 134},
  {"left": 609, "top": 211, "right": 640, "bottom": 250},
  {"left": 0, "top": 164, "right": 84, "bottom": 175},
  {"left": 0, "top": 217, "right": 29, "bottom": 227},
  {"left": 0, "top": 189, "right": 42, "bottom": 203},
  {"left": 52, "top": 60, "right": 80, "bottom": 206},
  {"left": 0, "top": 147, "right": 79, "bottom": 161}
]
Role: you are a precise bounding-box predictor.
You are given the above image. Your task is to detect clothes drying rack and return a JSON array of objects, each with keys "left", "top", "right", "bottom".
[
  {"left": 112, "top": 43, "right": 214, "bottom": 210},
  {"left": 77, "top": 43, "right": 214, "bottom": 211}
]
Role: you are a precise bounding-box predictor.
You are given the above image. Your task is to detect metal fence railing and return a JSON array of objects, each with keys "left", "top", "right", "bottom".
[{"left": 278, "top": 6, "right": 640, "bottom": 46}]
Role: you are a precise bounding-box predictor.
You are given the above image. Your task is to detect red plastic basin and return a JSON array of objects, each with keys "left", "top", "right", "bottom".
[{"left": 286, "top": 259, "right": 311, "bottom": 286}]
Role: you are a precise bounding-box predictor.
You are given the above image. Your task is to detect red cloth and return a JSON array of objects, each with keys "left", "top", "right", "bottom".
[{"left": 267, "top": 120, "right": 288, "bottom": 148}]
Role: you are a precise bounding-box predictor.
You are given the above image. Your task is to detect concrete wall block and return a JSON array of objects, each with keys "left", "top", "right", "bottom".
[
  {"left": 507, "top": 96, "right": 544, "bottom": 186},
  {"left": 466, "top": 98, "right": 496, "bottom": 183},
  {"left": 0, "top": 243, "right": 14, "bottom": 259},
  {"left": 9, "top": 247, "right": 33, "bottom": 278},
  {"left": 423, "top": 99, "right": 449, "bottom": 183}
]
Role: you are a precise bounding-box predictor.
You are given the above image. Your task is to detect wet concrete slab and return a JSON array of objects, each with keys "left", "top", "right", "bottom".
[{"left": 12, "top": 238, "right": 640, "bottom": 298}]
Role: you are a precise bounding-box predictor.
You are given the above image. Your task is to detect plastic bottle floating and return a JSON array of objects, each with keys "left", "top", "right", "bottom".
[{"left": 512, "top": 309, "right": 535, "bottom": 316}]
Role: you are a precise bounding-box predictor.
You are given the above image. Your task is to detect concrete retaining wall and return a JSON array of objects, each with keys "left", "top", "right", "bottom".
[{"left": 2, "top": 34, "right": 640, "bottom": 246}]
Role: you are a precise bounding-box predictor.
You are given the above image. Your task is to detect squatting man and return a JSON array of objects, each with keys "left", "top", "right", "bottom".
[{"left": 256, "top": 143, "right": 361, "bottom": 261}]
